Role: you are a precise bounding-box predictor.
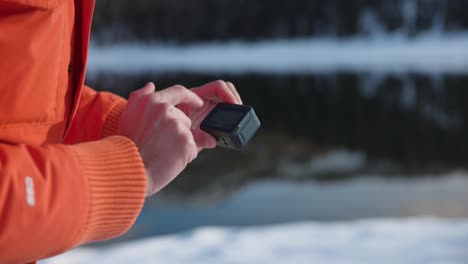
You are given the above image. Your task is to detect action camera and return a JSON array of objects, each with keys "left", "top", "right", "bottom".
[{"left": 201, "top": 103, "right": 260, "bottom": 150}]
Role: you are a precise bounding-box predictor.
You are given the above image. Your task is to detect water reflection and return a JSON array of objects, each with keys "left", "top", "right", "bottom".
[
  {"left": 88, "top": 72, "right": 468, "bottom": 170},
  {"left": 111, "top": 174, "right": 468, "bottom": 243},
  {"left": 87, "top": 72, "right": 468, "bottom": 244}
]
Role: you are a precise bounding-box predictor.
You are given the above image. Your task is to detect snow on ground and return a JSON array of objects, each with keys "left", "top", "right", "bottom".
[
  {"left": 280, "top": 149, "right": 367, "bottom": 177},
  {"left": 87, "top": 32, "right": 468, "bottom": 75},
  {"left": 306, "top": 150, "right": 367, "bottom": 174},
  {"left": 42, "top": 218, "right": 468, "bottom": 264}
]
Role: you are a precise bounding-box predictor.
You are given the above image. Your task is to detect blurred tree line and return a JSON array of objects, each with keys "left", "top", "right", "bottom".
[{"left": 92, "top": 0, "right": 468, "bottom": 44}]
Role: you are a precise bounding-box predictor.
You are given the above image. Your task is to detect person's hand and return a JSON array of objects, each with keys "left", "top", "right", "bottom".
[
  {"left": 118, "top": 83, "right": 217, "bottom": 197},
  {"left": 178, "top": 80, "right": 243, "bottom": 144}
]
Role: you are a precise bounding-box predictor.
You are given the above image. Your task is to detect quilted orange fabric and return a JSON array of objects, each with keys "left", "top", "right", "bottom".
[{"left": 0, "top": 1, "right": 147, "bottom": 263}]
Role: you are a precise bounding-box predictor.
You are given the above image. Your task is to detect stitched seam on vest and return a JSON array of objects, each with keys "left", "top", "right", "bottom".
[
  {"left": 0, "top": 122, "right": 60, "bottom": 128},
  {"left": 53, "top": 2, "right": 68, "bottom": 121},
  {"left": 0, "top": 0, "right": 65, "bottom": 9}
]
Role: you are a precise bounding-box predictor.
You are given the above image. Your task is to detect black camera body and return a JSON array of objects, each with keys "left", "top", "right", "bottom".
[{"left": 201, "top": 103, "right": 260, "bottom": 150}]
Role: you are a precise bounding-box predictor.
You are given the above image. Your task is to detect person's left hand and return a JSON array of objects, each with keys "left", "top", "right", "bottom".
[{"left": 178, "top": 80, "right": 243, "bottom": 149}]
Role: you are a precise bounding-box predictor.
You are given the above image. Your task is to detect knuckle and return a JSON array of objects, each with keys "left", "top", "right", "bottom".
[
  {"left": 153, "top": 89, "right": 167, "bottom": 102},
  {"left": 150, "top": 90, "right": 163, "bottom": 101},
  {"left": 191, "top": 148, "right": 199, "bottom": 160},
  {"left": 211, "top": 80, "right": 227, "bottom": 89},
  {"left": 166, "top": 116, "right": 181, "bottom": 129},
  {"left": 172, "top": 84, "right": 186, "bottom": 90},
  {"left": 177, "top": 112, "right": 191, "bottom": 124},
  {"left": 179, "top": 132, "right": 193, "bottom": 145},
  {"left": 140, "top": 93, "right": 152, "bottom": 105},
  {"left": 214, "top": 80, "right": 226, "bottom": 86},
  {"left": 129, "top": 90, "right": 140, "bottom": 101},
  {"left": 169, "top": 84, "right": 187, "bottom": 93},
  {"left": 227, "top": 81, "right": 238, "bottom": 90},
  {"left": 156, "top": 102, "right": 172, "bottom": 113}
]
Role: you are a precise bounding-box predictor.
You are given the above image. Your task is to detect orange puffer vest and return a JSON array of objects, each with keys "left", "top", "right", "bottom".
[{"left": 0, "top": 1, "right": 147, "bottom": 263}]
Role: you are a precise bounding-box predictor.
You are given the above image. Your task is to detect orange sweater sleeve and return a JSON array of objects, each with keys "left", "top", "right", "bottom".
[
  {"left": 0, "top": 137, "right": 146, "bottom": 264},
  {"left": 0, "top": 86, "right": 147, "bottom": 263}
]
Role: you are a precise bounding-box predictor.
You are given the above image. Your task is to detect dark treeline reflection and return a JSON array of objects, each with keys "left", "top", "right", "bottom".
[
  {"left": 88, "top": 72, "right": 468, "bottom": 172},
  {"left": 92, "top": 0, "right": 468, "bottom": 44}
]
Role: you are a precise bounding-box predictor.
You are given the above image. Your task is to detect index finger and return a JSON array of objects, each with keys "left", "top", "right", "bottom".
[
  {"left": 226, "top": 81, "right": 243, "bottom": 104},
  {"left": 156, "top": 85, "right": 204, "bottom": 109},
  {"left": 191, "top": 80, "right": 242, "bottom": 105}
]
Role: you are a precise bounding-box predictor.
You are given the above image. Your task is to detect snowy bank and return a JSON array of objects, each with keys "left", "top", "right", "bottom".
[
  {"left": 87, "top": 33, "right": 468, "bottom": 75},
  {"left": 42, "top": 218, "right": 468, "bottom": 264}
]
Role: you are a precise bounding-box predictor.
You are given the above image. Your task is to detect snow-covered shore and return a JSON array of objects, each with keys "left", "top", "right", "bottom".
[
  {"left": 41, "top": 174, "right": 468, "bottom": 264},
  {"left": 42, "top": 218, "right": 468, "bottom": 264},
  {"left": 87, "top": 33, "right": 468, "bottom": 75}
]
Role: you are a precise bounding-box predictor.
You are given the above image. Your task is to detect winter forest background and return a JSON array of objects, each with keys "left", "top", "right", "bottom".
[
  {"left": 88, "top": 0, "right": 468, "bottom": 184},
  {"left": 91, "top": 0, "right": 468, "bottom": 43},
  {"left": 45, "top": 0, "right": 468, "bottom": 263}
]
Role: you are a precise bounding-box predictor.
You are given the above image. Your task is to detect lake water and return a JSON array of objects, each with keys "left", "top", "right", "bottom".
[{"left": 85, "top": 36, "right": 468, "bottom": 244}]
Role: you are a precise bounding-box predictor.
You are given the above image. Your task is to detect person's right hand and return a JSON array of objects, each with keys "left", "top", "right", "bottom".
[{"left": 118, "top": 82, "right": 215, "bottom": 197}]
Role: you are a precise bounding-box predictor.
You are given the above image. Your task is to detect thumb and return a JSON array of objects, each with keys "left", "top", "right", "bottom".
[{"left": 192, "top": 129, "right": 217, "bottom": 151}]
